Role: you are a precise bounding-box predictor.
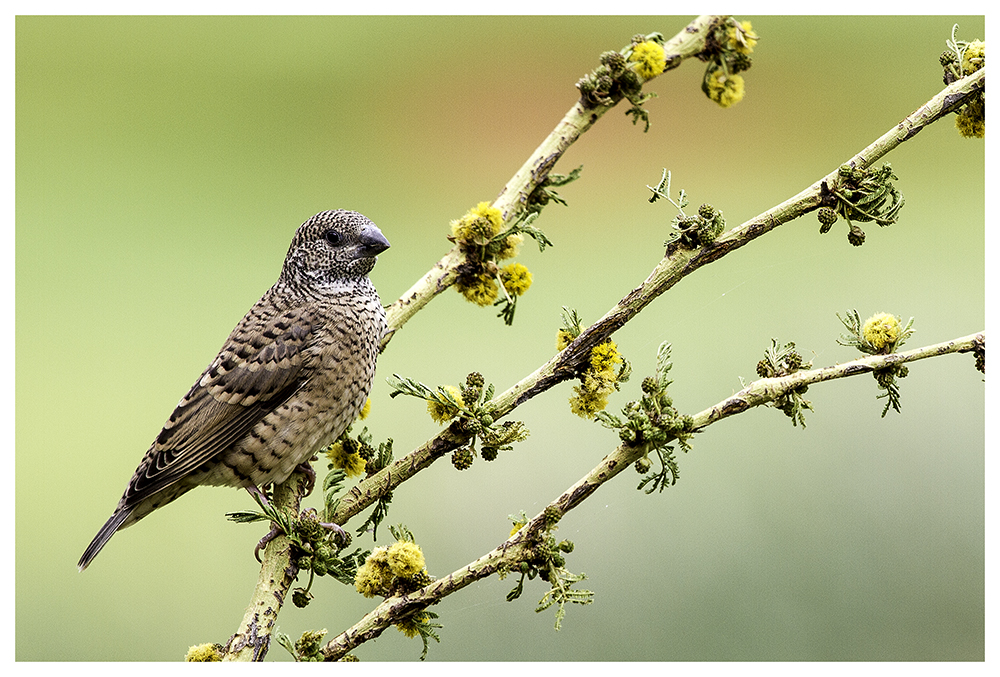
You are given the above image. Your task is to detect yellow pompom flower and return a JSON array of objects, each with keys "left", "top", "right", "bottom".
[
  {"left": 455, "top": 270, "right": 500, "bottom": 306},
  {"left": 568, "top": 341, "right": 623, "bottom": 419},
  {"left": 359, "top": 397, "right": 371, "bottom": 420},
  {"left": 387, "top": 541, "right": 426, "bottom": 578},
  {"left": 451, "top": 201, "right": 504, "bottom": 243},
  {"left": 396, "top": 613, "right": 430, "bottom": 639},
  {"left": 325, "top": 440, "right": 367, "bottom": 478},
  {"left": 962, "top": 39, "right": 985, "bottom": 74},
  {"left": 705, "top": 69, "right": 745, "bottom": 108},
  {"left": 728, "top": 20, "right": 758, "bottom": 55},
  {"left": 862, "top": 312, "right": 901, "bottom": 351},
  {"left": 427, "top": 385, "right": 465, "bottom": 424},
  {"left": 956, "top": 103, "right": 985, "bottom": 138},
  {"left": 354, "top": 546, "right": 393, "bottom": 597},
  {"left": 589, "top": 340, "right": 622, "bottom": 376},
  {"left": 185, "top": 644, "right": 223, "bottom": 662},
  {"left": 569, "top": 376, "right": 615, "bottom": 419},
  {"left": 494, "top": 232, "right": 524, "bottom": 260},
  {"left": 509, "top": 520, "right": 527, "bottom": 537},
  {"left": 555, "top": 330, "right": 575, "bottom": 351},
  {"left": 629, "top": 41, "right": 667, "bottom": 79},
  {"left": 500, "top": 262, "right": 532, "bottom": 297}
]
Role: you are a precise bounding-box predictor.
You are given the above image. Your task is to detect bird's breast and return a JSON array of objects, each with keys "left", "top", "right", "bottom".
[{"left": 211, "top": 293, "right": 385, "bottom": 489}]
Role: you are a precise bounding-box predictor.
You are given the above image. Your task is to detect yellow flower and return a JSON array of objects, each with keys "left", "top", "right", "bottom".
[
  {"left": 294, "top": 630, "right": 328, "bottom": 659},
  {"left": 962, "top": 39, "right": 985, "bottom": 74},
  {"left": 569, "top": 378, "right": 614, "bottom": 419},
  {"left": 387, "top": 541, "right": 426, "bottom": 578},
  {"left": 427, "top": 385, "right": 465, "bottom": 424},
  {"left": 354, "top": 547, "right": 392, "bottom": 597},
  {"left": 451, "top": 201, "right": 504, "bottom": 243},
  {"left": 705, "top": 69, "right": 745, "bottom": 108},
  {"left": 956, "top": 100, "right": 985, "bottom": 138},
  {"left": 455, "top": 270, "right": 500, "bottom": 306},
  {"left": 629, "top": 41, "right": 667, "bottom": 79},
  {"left": 567, "top": 341, "right": 623, "bottom": 418},
  {"left": 589, "top": 340, "right": 622, "bottom": 376},
  {"left": 494, "top": 232, "right": 524, "bottom": 260},
  {"left": 555, "top": 329, "right": 576, "bottom": 351},
  {"left": 396, "top": 614, "right": 429, "bottom": 639},
  {"left": 359, "top": 397, "right": 371, "bottom": 420},
  {"left": 500, "top": 262, "right": 532, "bottom": 296},
  {"left": 862, "top": 312, "right": 901, "bottom": 351},
  {"left": 185, "top": 644, "right": 222, "bottom": 662},
  {"left": 509, "top": 520, "right": 527, "bottom": 537},
  {"left": 325, "top": 441, "right": 367, "bottom": 478},
  {"left": 728, "top": 20, "right": 758, "bottom": 55}
]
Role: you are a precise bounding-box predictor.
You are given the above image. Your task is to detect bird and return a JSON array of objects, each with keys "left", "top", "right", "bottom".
[{"left": 78, "top": 210, "right": 390, "bottom": 571}]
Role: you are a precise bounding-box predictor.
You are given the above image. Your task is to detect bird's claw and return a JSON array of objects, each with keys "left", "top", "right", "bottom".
[
  {"left": 320, "top": 521, "right": 349, "bottom": 547},
  {"left": 254, "top": 525, "right": 282, "bottom": 563},
  {"left": 294, "top": 459, "right": 317, "bottom": 496},
  {"left": 246, "top": 483, "right": 271, "bottom": 508}
]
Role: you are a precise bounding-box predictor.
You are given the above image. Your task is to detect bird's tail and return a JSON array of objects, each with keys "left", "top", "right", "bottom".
[{"left": 78, "top": 508, "right": 133, "bottom": 571}]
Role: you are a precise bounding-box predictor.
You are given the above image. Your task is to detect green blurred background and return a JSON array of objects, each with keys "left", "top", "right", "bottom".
[{"left": 16, "top": 16, "right": 984, "bottom": 661}]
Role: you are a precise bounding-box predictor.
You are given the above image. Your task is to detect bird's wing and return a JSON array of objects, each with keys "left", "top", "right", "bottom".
[{"left": 120, "top": 303, "right": 320, "bottom": 506}]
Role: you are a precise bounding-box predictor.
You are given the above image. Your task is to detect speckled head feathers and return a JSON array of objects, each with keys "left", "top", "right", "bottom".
[{"left": 282, "top": 210, "right": 390, "bottom": 284}]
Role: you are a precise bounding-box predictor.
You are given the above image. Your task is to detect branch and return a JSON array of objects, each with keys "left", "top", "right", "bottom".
[
  {"left": 320, "top": 330, "right": 984, "bottom": 659},
  {"left": 332, "top": 66, "right": 986, "bottom": 524},
  {"left": 379, "top": 15, "right": 724, "bottom": 350},
  {"left": 223, "top": 18, "right": 724, "bottom": 660},
  {"left": 222, "top": 471, "right": 310, "bottom": 661},
  {"left": 691, "top": 332, "right": 984, "bottom": 428},
  {"left": 232, "top": 32, "right": 985, "bottom": 663}
]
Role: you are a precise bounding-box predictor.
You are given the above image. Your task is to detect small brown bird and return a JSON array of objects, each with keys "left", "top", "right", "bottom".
[{"left": 78, "top": 210, "right": 390, "bottom": 571}]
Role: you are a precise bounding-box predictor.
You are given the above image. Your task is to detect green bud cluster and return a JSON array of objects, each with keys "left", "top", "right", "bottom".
[
  {"left": 503, "top": 511, "right": 592, "bottom": 630},
  {"left": 596, "top": 343, "right": 692, "bottom": 493},
  {"left": 389, "top": 370, "right": 529, "bottom": 472},
  {"left": 451, "top": 447, "right": 473, "bottom": 470},
  {"left": 576, "top": 33, "right": 667, "bottom": 131},
  {"left": 668, "top": 203, "right": 726, "bottom": 248},
  {"left": 819, "top": 163, "right": 904, "bottom": 247},
  {"left": 756, "top": 339, "right": 808, "bottom": 378},
  {"left": 577, "top": 47, "right": 644, "bottom": 107},
  {"left": 974, "top": 334, "right": 985, "bottom": 374},
  {"left": 756, "top": 339, "right": 814, "bottom": 427}
]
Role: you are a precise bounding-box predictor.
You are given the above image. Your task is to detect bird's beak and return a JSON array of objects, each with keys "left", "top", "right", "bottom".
[{"left": 360, "top": 226, "right": 390, "bottom": 256}]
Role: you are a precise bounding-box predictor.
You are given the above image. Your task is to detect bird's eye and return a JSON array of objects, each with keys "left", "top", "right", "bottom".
[{"left": 323, "top": 229, "right": 343, "bottom": 246}]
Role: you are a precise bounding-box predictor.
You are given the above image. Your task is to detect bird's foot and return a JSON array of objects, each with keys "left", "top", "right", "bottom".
[
  {"left": 247, "top": 484, "right": 282, "bottom": 563},
  {"left": 254, "top": 525, "right": 282, "bottom": 563},
  {"left": 293, "top": 459, "right": 317, "bottom": 495},
  {"left": 246, "top": 483, "right": 271, "bottom": 507},
  {"left": 319, "top": 521, "right": 349, "bottom": 547}
]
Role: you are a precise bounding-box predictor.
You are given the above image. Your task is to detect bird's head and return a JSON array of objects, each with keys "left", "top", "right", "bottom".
[{"left": 282, "top": 210, "right": 390, "bottom": 287}]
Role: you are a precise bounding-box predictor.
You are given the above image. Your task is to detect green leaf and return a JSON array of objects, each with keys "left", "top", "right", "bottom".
[
  {"left": 275, "top": 631, "right": 297, "bottom": 661},
  {"left": 226, "top": 510, "right": 269, "bottom": 524},
  {"left": 322, "top": 468, "right": 346, "bottom": 493}
]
